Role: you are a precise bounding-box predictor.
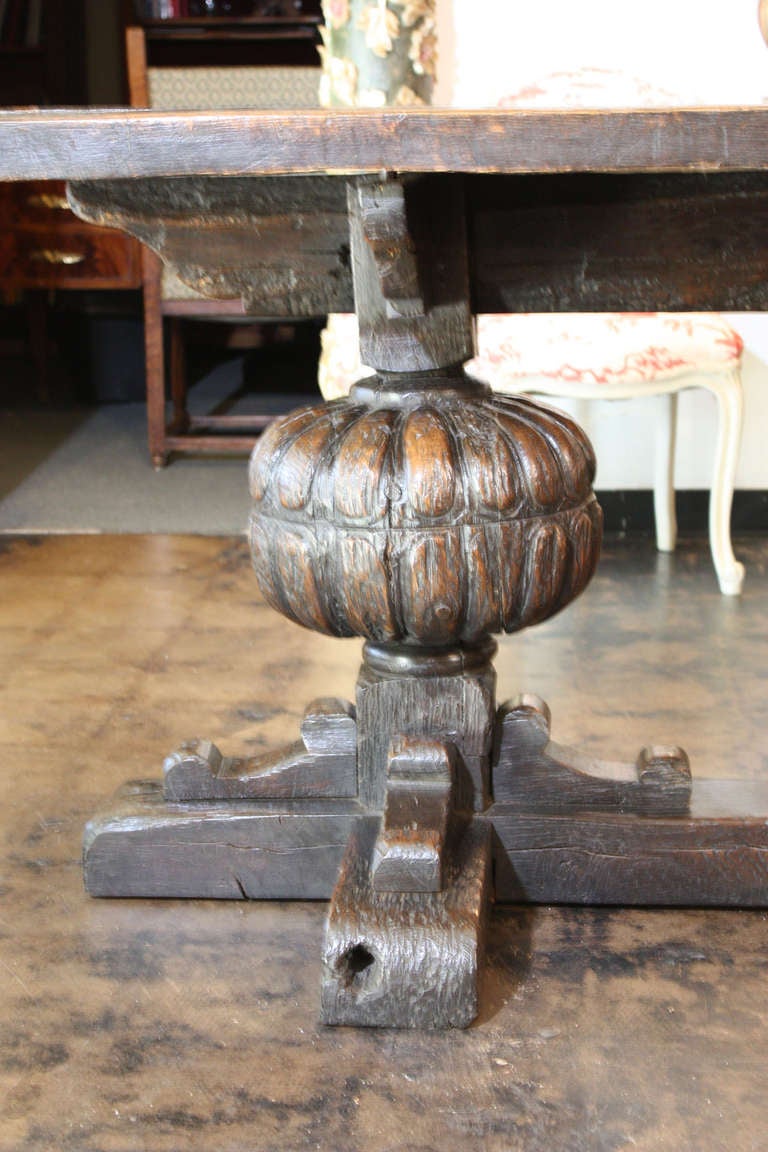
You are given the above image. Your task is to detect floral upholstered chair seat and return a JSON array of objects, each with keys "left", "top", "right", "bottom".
[
  {"left": 470, "top": 310, "right": 746, "bottom": 598},
  {"left": 470, "top": 313, "right": 743, "bottom": 397}
]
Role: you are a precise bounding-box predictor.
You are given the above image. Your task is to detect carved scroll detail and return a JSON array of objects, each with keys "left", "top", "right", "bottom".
[
  {"left": 163, "top": 698, "right": 357, "bottom": 801},
  {"left": 492, "top": 694, "right": 691, "bottom": 817}
]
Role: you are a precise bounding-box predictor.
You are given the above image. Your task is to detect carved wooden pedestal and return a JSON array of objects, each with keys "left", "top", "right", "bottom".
[{"left": 81, "top": 173, "right": 768, "bottom": 1029}]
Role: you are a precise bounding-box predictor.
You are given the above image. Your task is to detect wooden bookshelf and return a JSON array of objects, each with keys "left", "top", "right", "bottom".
[{"left": 134, "top": 4, "right": 323, "bottom": 66}]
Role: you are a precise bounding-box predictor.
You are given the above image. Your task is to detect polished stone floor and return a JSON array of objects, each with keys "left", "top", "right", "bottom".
[{"left": 0, "top": 533, "right": 766, "bottom": 1152}]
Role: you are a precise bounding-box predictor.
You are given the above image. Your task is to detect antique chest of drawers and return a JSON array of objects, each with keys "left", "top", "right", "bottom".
[{"left": 0, "top": 179, "right": 141, "bottom": 291}]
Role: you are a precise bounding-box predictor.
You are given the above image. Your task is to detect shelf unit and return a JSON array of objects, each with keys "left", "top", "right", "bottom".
[
  {"left": 0, "top": 3, "right": 87, "bottom": 105},
  {"left": 133, "top": 4, "right": 323, "bottom": 65}
]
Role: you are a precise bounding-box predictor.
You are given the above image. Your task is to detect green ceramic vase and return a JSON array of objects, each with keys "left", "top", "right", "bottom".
[{"left": 319, "top": 0, "right": 436, "bottom": 107}]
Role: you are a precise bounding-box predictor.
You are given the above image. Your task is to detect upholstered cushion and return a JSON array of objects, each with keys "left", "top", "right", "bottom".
[
  {"left": 317, "top": 312, "right": 743, "bottom": 401},
  {"left": 319, "top": 312, "right": 374, "bottom": 399},
  {"left": 148, "top": 67, "right": 321, "bottom": 112},
  {"left": 497, "top": 67, "right": 681, "bottom": 109},
  {"left": 468, "top": 313, "right": 743, "bottom": 395}
]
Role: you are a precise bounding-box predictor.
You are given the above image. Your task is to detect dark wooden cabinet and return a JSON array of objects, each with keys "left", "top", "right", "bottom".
[
  {"left": 130, "top": 2, "right": 322, "bottom": 66},
  {"left": 0, "top": 3, "right": 141, "bottom": 295},
  {"left": 0, "top": 2, "right": 141, "bottom": 398},
  {"left": 0, "top": 181, "right": 141, "bottom": 291}
]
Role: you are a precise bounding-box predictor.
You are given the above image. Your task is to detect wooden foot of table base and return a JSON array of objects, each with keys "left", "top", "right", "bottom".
[
  {"left": 491, "top": 791, "right": 768, "bottom": 907},
  {"left": 321, "top": 817, "right": 490, "bottom": 1030},
  {"left": 82, "top": 782, "right": 360, "bottom": 900},
  {"left": 487, "top": 694, "right": 768, "bottom": 907},
  {"left": 83, "top": 782, "right": 768, "bottom": 907},
  {"left": 83, "top": 685, "right": 768, "bottom": 1027}
]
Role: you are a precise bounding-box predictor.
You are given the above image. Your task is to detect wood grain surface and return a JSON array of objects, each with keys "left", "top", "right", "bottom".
[
  {"left": 64, "top": 170, "right": 768, "bottom": 317},
  {"left": 248, "top": 390, "right": 602, "bottom": 646},
  {"left": 2, "top": 107, "right": 768, "bottom": 180},
  {"left": 469, "top": 171, "right": 768, "bottom": 313},
  {"left": 321, "top": 816, "right": 491, "bottom": 1029}
]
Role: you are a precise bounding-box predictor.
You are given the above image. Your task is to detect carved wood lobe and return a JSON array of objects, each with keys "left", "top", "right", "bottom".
[{"left": 249, "top": 392, "right": 602, "bottom": 645}]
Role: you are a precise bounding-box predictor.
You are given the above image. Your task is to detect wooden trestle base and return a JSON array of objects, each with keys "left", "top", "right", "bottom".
[
  {"left": 83, "top": 652, "right": 768, "bottom": 1029},
  {"left": 73, "top": 162, "right": 768, "bottom": 1029}
]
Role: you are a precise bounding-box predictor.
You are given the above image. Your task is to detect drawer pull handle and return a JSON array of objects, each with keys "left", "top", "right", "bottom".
[
  {"left": 30, "top": 249, "right": 86, "bottom": 266},
  {"left": 27, "top": 193, "right": 71, "bottom": 211}
]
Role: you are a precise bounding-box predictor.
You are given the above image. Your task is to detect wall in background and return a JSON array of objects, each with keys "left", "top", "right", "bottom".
[
  {"left": 436, "top": 0, "right": 768, "bottom": 489},
  {"left": 443, "top": 0, "right": 768, "bottom": 108}
]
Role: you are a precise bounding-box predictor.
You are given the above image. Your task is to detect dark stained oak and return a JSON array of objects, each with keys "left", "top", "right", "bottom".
[
  {"left": 348, "top": 175, "right": 474, "bottom": 371},
  {"left": 492, "top": 784, "right": 768, "bottom": 906},
  {"left": 3, "top": 107, "right": 768, "bottom": 180},
  {"left": 83, "top": 784, "right": 362, "bottom": 900},
  {"left": 247, "top": 383, "right": 602, "bottom": 646},
  {"left": 162, "top": 697, "right": 358, "bottom": 801},
  {"left": 65, "top": 172, "right": 768, "bottom": 318},
  {"left": 468, "top": 171, "right": 768, "bottom": 313},
  {"left": 3, "top": 107, "right": 767, "bottom": 1028},
  {"left": 492, "top": 696, "right": 692, "bottom": 817},
  {"left": 371, "top": 738, "right": 460, "bottom": 895},
  {"left": 69, "top": 176, "right": 353, "bottom": 317},
  {"left": 321, "top": 815, "right": 491, "bottom": 1029}
]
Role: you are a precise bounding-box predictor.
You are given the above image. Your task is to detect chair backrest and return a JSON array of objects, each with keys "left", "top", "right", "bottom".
[
  {"left": 125, "top": 26, "right": 321, "bottom": 303},
  {"left": 445, "top": 0, "right": 768, "bottom": 110},
  {"left": 497, "top": 68, "right": 680, "bottom": 110},
  {"left": 146, "top": 65, "right": 320, "bottom": 111},
  {"left": 125, "top": 27, "right": 321, "bottom": 111}
]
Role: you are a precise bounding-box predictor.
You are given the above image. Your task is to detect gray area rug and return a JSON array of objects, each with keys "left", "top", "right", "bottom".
[
  {"left": 0, "top": 326, "right": 324, "bottom": 534},
  {"left": 0, "top": 387, "right": 317, "bottom": 535}
]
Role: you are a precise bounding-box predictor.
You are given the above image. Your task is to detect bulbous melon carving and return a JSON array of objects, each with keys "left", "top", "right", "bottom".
[{"left": 249, "top": 390, "right": 602, "bottom": 644}]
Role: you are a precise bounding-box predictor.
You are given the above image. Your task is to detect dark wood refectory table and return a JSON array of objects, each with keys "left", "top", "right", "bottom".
[{"left": 2, "top": 106, "right": 767, "bottom": 1029}]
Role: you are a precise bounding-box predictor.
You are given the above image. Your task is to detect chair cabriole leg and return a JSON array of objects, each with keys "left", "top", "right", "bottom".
[
  {"left": 654, "top": 390, "right": 678, "bottom": 553},
  {"left": 709, "top": 370, "right": 744, "bottom": 596}
]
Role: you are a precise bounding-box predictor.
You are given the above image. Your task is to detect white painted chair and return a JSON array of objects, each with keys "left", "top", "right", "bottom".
[
  {"left": 480, "top": 68, "right": 745, "bottom": 596},
  {"left": 469, "top": 313, "right": 745, "bottom": 596}
]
